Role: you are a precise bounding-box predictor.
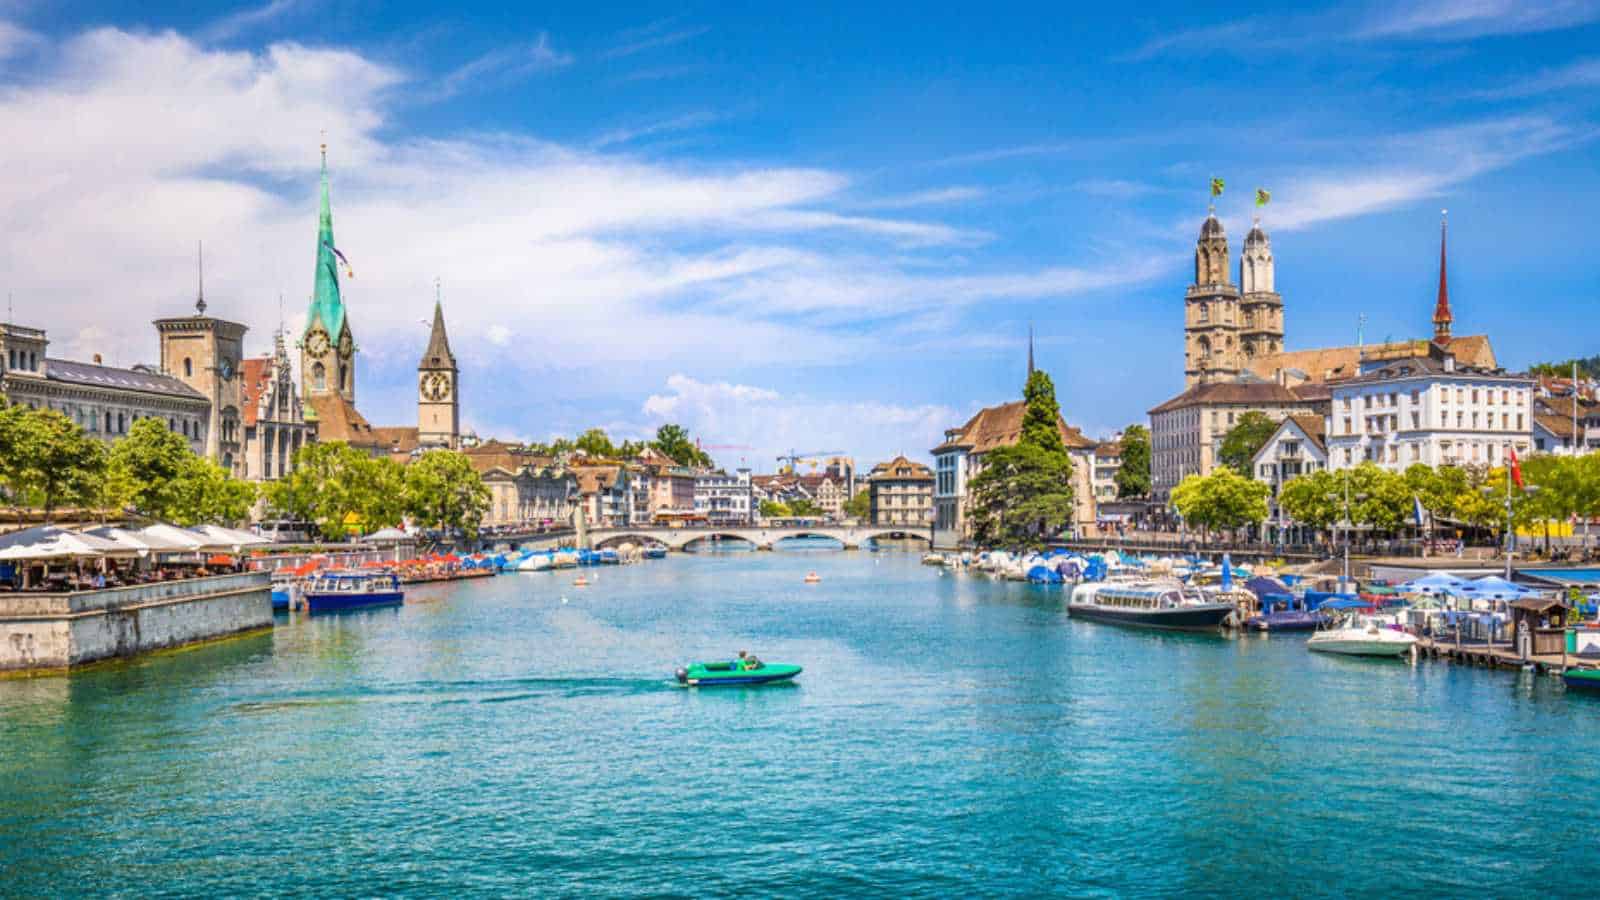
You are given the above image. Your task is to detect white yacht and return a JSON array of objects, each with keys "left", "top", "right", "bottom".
[{"left": 1307, "top": 613, "right": 1418, "bottom": 658}]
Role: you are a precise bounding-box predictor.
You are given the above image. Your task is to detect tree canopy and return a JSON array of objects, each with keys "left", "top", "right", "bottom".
[
  {"left": 1170, "top": 468, "right": 1269, "bottom": 533},
  {"left": 650, "top": 424, "right": 713, "bottom": 468},
  {"left": 264, "top": 442, "right": 406, "bottom": 539},
  {"left": 1217, "top": 411, "right": 1279, "bottom": 476},
  {"left": 404, "top": 449, "right": 492, "bottom": 538},
  {"left": 843, "top": 489, "right": 871, "bottom": 520},
  {"left": 1528, "top": 355, "right": 1600, "bottom": 379},
  {"left": 1114, "top": 424, "right": 1151, "bottom": 499},
  {"left": 967, "top": 369, "right": 1076, "bottom": 548}
]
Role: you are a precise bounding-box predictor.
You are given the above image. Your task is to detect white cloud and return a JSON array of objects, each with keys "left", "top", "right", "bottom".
[
  {"left": 1473, "top": 56, "right": 1600, "bottom": 98},
  {"left": 0, "top": 19, "right": 40, "bottom": 59},
  {"left": 485, "top": 324, "right": 512, "bottom": 346},
  {"left": 199, "top": 0, "right": 308, "bottom": 43},
  {"left": 603, "top": 21, "right": 710, "bottom": 59},
  {"left": 641, "top": 374, "right": 957, "bottom": 468},
  {"left": 1261, "top": 116, "right": 1592, "bottom": 231},
  {"left": 421, "top": 33, "right": 573, "bottom": 102},
  {"left": 1357, "top": 0, "right": 1600, "bottom": 39},
  {"left": 854, "top": 186, "right": 985, "bottom": 210}
]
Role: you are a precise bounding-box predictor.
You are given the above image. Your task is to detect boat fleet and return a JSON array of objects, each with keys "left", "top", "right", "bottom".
[{"left": 914, "top": 549, "right": 1600, "bottom": 661}]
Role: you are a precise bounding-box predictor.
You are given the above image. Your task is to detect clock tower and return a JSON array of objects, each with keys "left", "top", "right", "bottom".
[
  {"left": 301, "top": 143, "right": 356, "bottom": 405},
  {"left": 155, "top": 245, "right": 247, "bottom": 474},
  {"left": 417, "top": 294, "right": 459, "bottom": 450}
]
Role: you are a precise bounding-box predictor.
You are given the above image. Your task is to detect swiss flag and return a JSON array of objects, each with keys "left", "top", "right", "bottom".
[{"left": 1509, "top": 447, "right": 1525, "bottom": 489}]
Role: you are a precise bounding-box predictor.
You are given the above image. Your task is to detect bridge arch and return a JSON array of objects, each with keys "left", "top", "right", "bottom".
[
  {"left": 771, "top": 532, "right": 846, "bottom": 549},
  {"left": 592, "top": 533, "right": 670, "bottom": 550},
  {"left": 679, "top": 532, "right": 760, "bottom": 551}
]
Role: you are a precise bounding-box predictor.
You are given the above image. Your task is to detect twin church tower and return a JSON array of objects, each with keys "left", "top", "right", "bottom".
[
  {"left": 298, "top": 145, "right": 460, "bottom": 451},
  {"left": 1183, "top": 211, "right": 1284, "bottom": 387}
]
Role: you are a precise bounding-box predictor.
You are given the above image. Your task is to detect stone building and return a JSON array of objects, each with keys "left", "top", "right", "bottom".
[
  {"left": 1148, "top": 380, "right": 1317, "bottom": 502},
  {"left": 153, "top": 270, "right": 249, "bottom": 473},
  {"left": 867, "top": 456, "right": 934, "bottom": 527},
  {"left": 1185, "top": 212, "right": 1284, "bottom": 387},
  {"left": 696, "top": 469, "right": 754, "bottom": 525},
  {"left": 417, "top": 296, "right": 460, "bottom": 451},
  {"left": 238, "top": 328, "right": 313, "bottom": 481},
  {"left": 464, "top": 441, "right": 577, "bottom": 528},
  {"left": 0, "top": 322, "right": 210, "bottom": 454}
]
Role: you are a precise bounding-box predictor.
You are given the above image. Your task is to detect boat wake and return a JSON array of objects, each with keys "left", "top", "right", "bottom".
[{"left": 228, "top": 675, "right": 674, "bottom": 714}]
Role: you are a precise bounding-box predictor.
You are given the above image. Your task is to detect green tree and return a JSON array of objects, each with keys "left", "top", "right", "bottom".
[
  {"left": 759, "top": 499, "right": 791, "bottom": 519},
  {"left": 1278, "top": 469, "right": 1341, "bottom": 534},
  {"left": 9, "top": 408, "right": 105, "bottom": 520},
  {"left": 1114, "top": 424, "right": 1151, "bottom": 499},
  {"left": 404, "top": 449, "right": 492, "bottom": 538},
  {"left": 1528, "top": 355, "right": 1600, "bottom": 379},
  {"left": 1170, "top": 468, "right": 1269, "bottom": 535},
  {"left": 649, "top": 424, "right": 712, "bottom": 468},
  {"left": 1217, "top": 411, "right": 1279, "bottom": 476},
  {"left": 789, "top": 498, "right": 823, "bottom": 517},
  {"left": 966, "top": 369, "right": 1076, "bottom": 548},
  {"left": 265, "top": 442, "right": 402, "bottom": 539},
  {"left": 110, "top": 418, "right": 194, "bottom": 519},
  {"left": 167, "top": 457, "right": 257, "bottom": 526},
  {"left": 574, "top": 428, "right": 618, "bottom": 459},
  {"left": 842, "top": 490, "right": 871, "bottom": 520}
]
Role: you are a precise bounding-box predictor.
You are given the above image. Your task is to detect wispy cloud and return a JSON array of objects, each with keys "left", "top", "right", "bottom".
[
  {"left": 1258, "top": 115, "right": 1595, "bottom": 231},
  {"left": 1075, "top": 178, "right": 1162, "bottom": 199},
  {"left": 198, "top": 0, "right": 307, "bottom": 43},
  {"left": 1119, "top": 20, "right": 1262, "bottom": 62},
  {"left": 0, "top": 19, "right": 41, "bottom": 59},
  {"left": 591, "top": 110, "right": 723, "bottom": 149},
  {"left": 1473, "top": 56, "right": 1600, "bottom": 98},
  {"left": 604, "top": 19, "right": 710, "bottom": 59},
  {"left": 1356, "top": 0, "right": 1600, "bottom": 40},
  {"left": 854, "top": 187, "right": 985, "bottom": 210},
  {"left": 421, "top": 32, "right": 572, "bottom": 101}
]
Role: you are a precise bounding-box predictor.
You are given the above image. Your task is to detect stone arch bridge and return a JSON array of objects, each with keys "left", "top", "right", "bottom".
[{"left": 509, "top": 525, "right": 931, "bottom": 552}]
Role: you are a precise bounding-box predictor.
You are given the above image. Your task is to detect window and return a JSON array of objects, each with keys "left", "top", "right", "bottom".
[
  {"left": 1344, "top": 448, "right": 1353, "bottom": 464},
  {"left": 1409, "top": 444, "right": 1420, "bottom": 461},
  {"left": 312, "top": 362, "right": 326, "bottom": 391},
  {"left": 1502, "top": 390, "right": 1510, "bottom": 405},
  {"left": 1411, "top": 412, "right": 1420, "bottom": 430},
  {"left": 1343, "top": 417, "right": 1352, "bottom": 435},
  {"left": 1502, "top": 414, "right": 1510, "bottom": 430},
  {"left": 1364, "top": 395, "right": 1373, "bottom": 409},
  {"left": 1411, "top": 389, "right": 1420, "bottom": 404},
  {"left": 1472, "top": 389, "right": 1479, "bottom": 403},
  {"left": 1517, "top": 414, "right": 1524, "bottom": 430},
  {"left": 1343, "top": 397, "right": 1352, "bottom": 411},
  {"left": 183, "top": 357, "right": 193, "bottom": 377}
]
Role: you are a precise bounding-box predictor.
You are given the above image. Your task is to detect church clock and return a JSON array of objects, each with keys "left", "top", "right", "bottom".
[
  {"left": 421, "top": 371, "right": 451, "bottom": 401},
  {"left": 338, "top": 331, "right": 354, "bottom": 360},
  {"left": 305, "top": 330, "right": 330, "bottom": 357}
]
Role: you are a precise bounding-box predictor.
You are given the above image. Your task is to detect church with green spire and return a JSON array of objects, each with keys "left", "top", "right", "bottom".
[{"left": 300, "top": 142, "right": 356, "bottom": 407}]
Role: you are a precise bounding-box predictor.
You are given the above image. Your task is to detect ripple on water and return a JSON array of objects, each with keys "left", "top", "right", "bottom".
[{"left": 4, "top": 551, "right": 1600, "bottom": 896}]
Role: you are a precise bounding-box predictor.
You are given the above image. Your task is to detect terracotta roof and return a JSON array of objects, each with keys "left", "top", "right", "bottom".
[
  {"left": 1247, "top": 335, "right": 1497, "bottom": 384},
  {"left": 936, "top": 400, "right": 1097, "bottom": 456},
  {"left": 239, "top": 357, "right": 271, "bottom": 427},
  {"left": 1094, "top": 441, "right": 1122, "bottom": 459},
  {"left": 1148, "top": 379, "right": 1313, "bottom": 415},
  {"left": 573, "top": 465, "right": 623, "bottom": 494},
  {"left": 306, "top": 393, "right": 374, "bottom": 444},
  {"left": 867, "top": 455, "right": 933, "bottom": 482},
  {"left": 1286, "top": 415, "right": 1327, "bottom": 454},
  {"left": 1534, "top": 412, "right": 1578, "bottom": 440},
  {"left": 371, "top": 426, "right": 419, "bottom": 455},
  {"left": 462, "top": 439, "right": 523, "bottom": 474}
]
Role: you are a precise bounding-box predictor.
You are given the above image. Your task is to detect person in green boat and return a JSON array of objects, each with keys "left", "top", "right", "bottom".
[{"left": 736, "top": 650, "right": 762, "bottom": 671}]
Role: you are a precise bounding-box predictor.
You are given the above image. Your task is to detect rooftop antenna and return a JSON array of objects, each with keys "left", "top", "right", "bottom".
[{"left": 195, "top": 241, "right": 207, "bottom": 316}]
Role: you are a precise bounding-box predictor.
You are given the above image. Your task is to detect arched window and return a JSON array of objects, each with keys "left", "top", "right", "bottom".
[
  {"left": 184, "top": 358, "right": 192, "bottom": 377},
  {"left": 1198, "top": 302, "right": 1209, "bottom": 322},
  {"left": 341, "top": 365, "right": 350, "bottom": 393},
  {"left": 1197, "top": 336, "right": 1212, "bottom": 359},
  {"left": 312, "top": 362, "right": 326, "bottom": 391}
]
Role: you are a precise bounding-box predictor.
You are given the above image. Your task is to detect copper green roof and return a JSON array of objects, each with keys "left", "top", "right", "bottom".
[{"left": 305, "top": 146, "right": 346, "bottom": 340}]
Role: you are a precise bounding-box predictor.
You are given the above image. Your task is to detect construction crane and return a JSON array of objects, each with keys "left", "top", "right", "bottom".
[{"left": 776, "top": 449, "right": 844, "bottom": 474}]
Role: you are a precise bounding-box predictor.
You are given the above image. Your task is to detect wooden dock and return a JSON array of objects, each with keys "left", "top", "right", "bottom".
[{"left": 1414, "top": 637, "right": 1598, "bottom": 674}]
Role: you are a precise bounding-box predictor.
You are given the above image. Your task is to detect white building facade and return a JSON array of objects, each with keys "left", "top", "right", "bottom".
[
  {"left": 695, "top": 469, "right": 753, "bottom": 525},
  {"left": 1325, "top": 354, "right": 1533, "bottom": 471}
]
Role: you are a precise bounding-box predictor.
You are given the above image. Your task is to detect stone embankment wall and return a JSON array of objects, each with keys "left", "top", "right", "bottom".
[{"left": 0, "top": 573, "right": 271, "bottom": 675}]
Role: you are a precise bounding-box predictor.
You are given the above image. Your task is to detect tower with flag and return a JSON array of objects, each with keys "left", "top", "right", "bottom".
[{"left": 301, "top": 141, "right": 357, "bottom": 407}]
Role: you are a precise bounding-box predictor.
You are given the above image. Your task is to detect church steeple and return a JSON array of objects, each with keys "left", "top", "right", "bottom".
[
  {"left": 421, "top": 284, "right": 456, "bottom": 370},
  {"left": 1026, "top": 324, "right": 1035, "bottom": 378},
  {"left": 306, "top": 141, "right": 346, "bottom": 342},
  {"left": 417, "top": 280, "right": 460, "bottom": 450},
  {"left": 1432, "top": 210, "right": 1452, "bottom": 342}
]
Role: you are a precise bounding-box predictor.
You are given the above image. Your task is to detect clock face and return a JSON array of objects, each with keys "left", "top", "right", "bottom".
[
  {"left": 306, "top": 330, "right": 330, "bottom": 357},
  {"left": 219, "top": 359, "right": 233, "bottom": 380},
  {"left": 338, "top": 331, "right": 354, "bottom": 359},
  {"left": 421, "top": 371, "right": 451, "bottom": 401}
]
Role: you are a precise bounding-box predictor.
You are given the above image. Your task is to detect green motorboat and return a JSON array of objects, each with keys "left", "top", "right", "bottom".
[
  {"left": 1563, "top": 667, "right": 1600, "bottom": 693},
  {"left": 675, "top": 658, "right": 802, "bottom": 687}
]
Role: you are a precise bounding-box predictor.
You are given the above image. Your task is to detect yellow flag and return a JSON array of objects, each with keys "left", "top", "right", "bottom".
[{"left": 1210, "top": 177, "right": 1225, "bottom": 198}]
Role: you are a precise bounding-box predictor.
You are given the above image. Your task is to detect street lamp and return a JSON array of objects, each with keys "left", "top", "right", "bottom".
[{"left": 1482, "top": 479, "right": 1539, "bottom": 580}]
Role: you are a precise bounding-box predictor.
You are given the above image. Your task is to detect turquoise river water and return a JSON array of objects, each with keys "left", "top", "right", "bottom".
[{"left": 4, "top": 547, "right": 1600, "bottom": 897}]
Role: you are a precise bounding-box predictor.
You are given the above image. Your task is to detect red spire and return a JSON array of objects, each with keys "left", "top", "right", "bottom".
[{"left": 1432, "top": 211, "right": 1452, "bottom": 342}]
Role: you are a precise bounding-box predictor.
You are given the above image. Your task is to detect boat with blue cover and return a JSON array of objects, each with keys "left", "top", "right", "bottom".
[
  {"left": 1245, "top": 592, "right": 1326, "bottom": 632},
  {"left": 303, "top": 570, "right": 404, "bottom": 613},
  {"left": 675, "top": 656, "right": 802, "bottom": 686}
]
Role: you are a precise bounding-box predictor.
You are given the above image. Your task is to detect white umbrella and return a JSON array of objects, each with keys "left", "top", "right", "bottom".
[
  {"left": 191, "top": 524, "right": 269, "bottom": 551},
  {"left": 136, "top": 524, "right": 208, "bottom": 551}
]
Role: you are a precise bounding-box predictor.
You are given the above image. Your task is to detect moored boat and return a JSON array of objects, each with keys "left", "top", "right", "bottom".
[
  {"left": 675, "top": 657, "right": 802, "bottom": 687},
  {"left": 1563, "top": 668, "right": 1600, "bottom": 692},
  {"left": 1067, "top": 581, "right": 1233, "bottom": 630},
  {"left": 303, "top": 570, "right": 403, "bottom": 614},
  {"left": 1307, "top": 613, "right": 1417, "bottom": 657},
  {"left": 1245, "top": 592, "right": 1325, "bottom": 632}
]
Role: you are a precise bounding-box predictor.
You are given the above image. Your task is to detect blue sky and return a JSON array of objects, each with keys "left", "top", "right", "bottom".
[{"left": 1, "top": 0, "right": 1596, "bottom": 469}]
